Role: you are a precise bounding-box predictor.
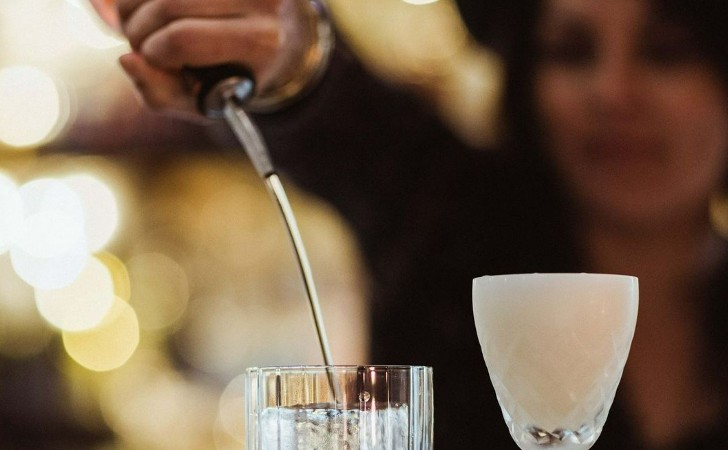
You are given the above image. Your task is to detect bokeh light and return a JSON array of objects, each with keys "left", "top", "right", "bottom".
[
  {"left": 10, "top": 213, "right": 89, "bottom": 290},
  {"left": 96, "top": 251, "right": 131, "bottom": 301},
  {"left": 217, "top": 373, "right": 246, "bottom": 445},
  {"left": 99, "top": 351, "right": 219, "bottom": 449},
  {"left": 64, "top": 173, "right": 120, "bottom": 252},
  {"left": 402, "top": 0, "right": 439, "bottom": 4},
  {"left": 62, "top": 296, "right": 139, "bottom": 371},
  {"left": 10, "top": 178, "right": 89, "bottom": 289},
  {"left": 0, "top": 66, "right": 67, "bottom": 148},
  {"left": 127, "top": 252, "right": 189, "bottom": 331},
  {"left": 0, "top": 172, "right": 22, "bottom": 254},
  {"left": 16, "top": 178, "right": 85, "bottom": 256},
  {"left": 35, "top": 255, "right": 114, "bottom": 331},
  {"left": 63, "top": 0, "right": 126, "bottom": 49}
]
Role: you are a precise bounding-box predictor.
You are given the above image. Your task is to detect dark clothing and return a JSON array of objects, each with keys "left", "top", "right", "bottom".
[{"left": 254, "top": 45, "right": 728, "bottom": 449}]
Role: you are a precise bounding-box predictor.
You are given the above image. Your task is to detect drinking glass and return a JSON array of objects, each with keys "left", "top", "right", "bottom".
[
  {"left": 473, "top": 273, "right": 638, "bottom": 449},
  {"left": 245, "top": 365, "right": 433, "bottom": 449}
]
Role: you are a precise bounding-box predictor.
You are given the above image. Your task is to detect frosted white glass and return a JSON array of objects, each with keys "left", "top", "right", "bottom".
[{"left": 473, "top": 273, "right": 638, "bottom": 449}]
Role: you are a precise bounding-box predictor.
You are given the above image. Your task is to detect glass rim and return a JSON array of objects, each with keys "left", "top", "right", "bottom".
[
  {"left": 246, "top": 365, "right": 432, "bottom": 374},
  {"left": 473, "top": 272, "right": 637, "bottom": 283}
]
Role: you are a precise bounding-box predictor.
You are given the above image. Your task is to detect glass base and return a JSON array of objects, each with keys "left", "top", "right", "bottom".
[{"left": 512, "top": 424, "right": 600, "bottom": 450}]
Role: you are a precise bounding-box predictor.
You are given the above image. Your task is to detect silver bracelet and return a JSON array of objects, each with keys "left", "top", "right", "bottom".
[{"left": 247, "top": 0, "right": 335, "bottom": 113}]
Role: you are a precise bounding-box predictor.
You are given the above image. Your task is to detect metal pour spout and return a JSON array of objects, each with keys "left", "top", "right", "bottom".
[{"left": 194, "top": 68, "right": 335, "bottom": 370}]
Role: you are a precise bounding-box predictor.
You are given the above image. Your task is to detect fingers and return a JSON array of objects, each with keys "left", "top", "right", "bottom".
[
  {"left": 117, "top": 0, "right": 147, "bottom": 23},
  {"left": 89, "top": 0, "right": 122, "bottom": 32},
  {"left": 115, "top": 0, "right": 312, "bottom": 116},
  {"left": 122, "top": 0, "right": 259, "bottom": 50},
  {"left": 139, "top": 17, "right": 280, "bottom": 81}
]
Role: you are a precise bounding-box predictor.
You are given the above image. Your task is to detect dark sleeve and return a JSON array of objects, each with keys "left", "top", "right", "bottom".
[{"left": 253, "top": 42, "right": 491, "bottom": 268}]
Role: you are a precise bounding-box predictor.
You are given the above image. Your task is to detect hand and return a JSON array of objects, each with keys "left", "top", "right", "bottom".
[{"left": 112, "top": 0, "right": 330, "bottom": 116}]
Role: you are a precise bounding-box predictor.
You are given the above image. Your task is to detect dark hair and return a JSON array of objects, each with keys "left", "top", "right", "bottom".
[
  {"left": 658, "top": 0, "right": 728, "bottom": 86},
  {"left": 493, "top": 0, "right": 728, "bottom": 160}
]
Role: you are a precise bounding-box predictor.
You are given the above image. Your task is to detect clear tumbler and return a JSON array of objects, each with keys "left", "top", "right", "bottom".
[{"left": 245, "top": 365, "right": 433, "bottom": 449}]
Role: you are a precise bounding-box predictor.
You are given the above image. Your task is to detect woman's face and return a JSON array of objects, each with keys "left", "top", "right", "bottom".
[{"left": 534, "top": 0, "right": 728, "bottom": 231}]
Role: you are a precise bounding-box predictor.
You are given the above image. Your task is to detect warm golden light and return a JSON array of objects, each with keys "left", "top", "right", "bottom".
[
  {"left": 402, "top": 0, "right": 439, "bottom": 4},
  {"left": 96, "top": 251, "right": 131, "bottom": 301},
  {"left": 35, "top": 255, "right": 114, "bottom": 331},
  {"left": 0, "top": 172, "right": 22, "bottom": 254},
  {"left": 0, "top": 255, "right": 54, "bottom": 358},
  {"left": 64, "top": 173, "right": 120, "bottom": 252},
  {"left": 99, "top": 352, "right": 219, "bottom": 448},
  {"left": 217, "top": 374, "right": 246, "bottom": 444},
  {"left": 63, "top": 0, "right": 126, "bottom": 49},
  {"left": 62, "top": 296, "right": 139, "bottom": 371},
  {"left": 128, "top": 252, "right": 189, "bottom": 330},
  {"left": 711, "top": 196, "right": 728, "bottom": 238},
  {"left": 0, "top": 66, "right": 66, "bottom": 148}
]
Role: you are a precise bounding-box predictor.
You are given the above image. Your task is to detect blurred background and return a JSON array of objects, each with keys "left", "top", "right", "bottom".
[{"left": 0, "top": 0, "right": 505, "bottom": 448}]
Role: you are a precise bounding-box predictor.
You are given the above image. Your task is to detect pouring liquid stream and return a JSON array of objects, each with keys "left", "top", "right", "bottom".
[
  {"left": 222, "top": 101, "right": 334, "bottom": 367},
  {"left": 223, "top": 101, "right": 342, "bottom": 403}
]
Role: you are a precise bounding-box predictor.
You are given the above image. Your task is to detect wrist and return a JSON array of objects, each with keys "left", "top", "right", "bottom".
[{"left": 248, "top": 0, "right": 335, "bottom": 113}]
